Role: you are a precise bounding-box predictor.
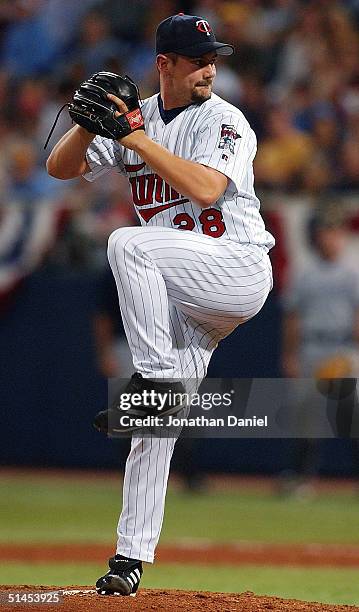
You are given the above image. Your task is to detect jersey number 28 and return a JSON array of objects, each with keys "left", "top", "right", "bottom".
[{"left": 173, "top": 208, "right": 226, "bottom": 237}]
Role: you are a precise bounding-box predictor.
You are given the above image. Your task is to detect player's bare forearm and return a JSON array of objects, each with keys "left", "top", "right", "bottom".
[
  {"left": 46, "top": 125, "right": 93, "bottom": 179},
  {"left": 122, "top": 131, "right": 227, "bottom": 208}
]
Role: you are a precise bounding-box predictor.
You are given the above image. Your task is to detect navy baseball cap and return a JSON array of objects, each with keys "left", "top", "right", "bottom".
[{"left": 156, "top": 14, "right": 234, "bottom": 57}]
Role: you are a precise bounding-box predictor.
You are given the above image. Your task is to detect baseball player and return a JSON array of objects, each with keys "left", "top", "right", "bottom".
[
  {"left": 47, "top": 14, "right": 274, "bottom": 597},
  {"left": 281, "top": 208, "right": 359, "bottom": 493}
]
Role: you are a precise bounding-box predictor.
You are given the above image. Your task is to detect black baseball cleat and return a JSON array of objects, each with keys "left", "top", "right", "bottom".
[
  {"left": 96, "top": 554, "right": 143, "bottom": 596},
  {"left": 93, "top": 372, "right": 187, "bottom": 435}
]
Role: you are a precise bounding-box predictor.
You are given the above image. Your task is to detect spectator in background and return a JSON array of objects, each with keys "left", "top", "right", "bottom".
[
  {"left": 100, "top": 0, "right": 159, "bottom": 44},
  {"left": 275, "top": 4, "right": 327, "bottom": 93},
  {"left": 240, "top": 0, "right": 297, "bottom": 83},
  {"left": 336, "top": 89, "right": 359, "bottom": 191},
  {"left": 192, "top": 0, "right": 221, "bottom": 30},
  {"left": 290, "top": 81, "right": 316, "bottom": 133},
  {"left": 123, "top": 19, "right": 158, "bottom": 88},
  {"left": 255, "top": 105, "right": 314, "bottom": 191},
  {"left": 239, "top": 75, "right": 268, "bottom": 141},
  {"left": 6, "top": 140, "right": 68, "bottom": 204},
  {"left": 1, "top": 0, "right": 58, "bottom": 78},
  {"left": 0, "top": 0, "right": 99, "bottom": 78},
  {"left": 36, "top": 78, "right": 75, "bottom": 163},
  {"left": 337, "top": 137, "right": 359, "bottom": 191},
  {"left": 302, "top": 102, "right": 342, "bottom": 193},
  {"left": 311, "top": 104, "right": 341, "bottom": 164},
  {"left": 14, "top": 77, "right": 48, "bottom": 139},
  {"left": 38, "top": 0, "right": 99, "bottom": 53},
  {"left": 218, "top": 2, "right": 268, "bottom": 81},
  {"left": 72, "top": 10, "right": 127, "bottom": 77},
  {"left": 283, "top": 207, "right": 359, "bottom": 378},
  {"left": 281, "top": 206, "right": 359, "bottom": 494},
  {"left": 212, "top": 57, "right": 242, "bottom": 107}
]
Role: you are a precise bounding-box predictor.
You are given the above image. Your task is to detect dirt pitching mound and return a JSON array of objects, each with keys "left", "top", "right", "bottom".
[{"left": 1, "top": 587, "right": 358, "bottom": 612}]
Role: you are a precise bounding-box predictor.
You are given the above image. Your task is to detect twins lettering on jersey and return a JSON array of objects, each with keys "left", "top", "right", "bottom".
[{"left": 126, "top": 161, "right": 226, "bottom": 237}]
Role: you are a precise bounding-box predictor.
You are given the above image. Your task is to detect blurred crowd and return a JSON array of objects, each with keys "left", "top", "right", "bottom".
[
  {"left": 1, "top": 0, "right": 359, "bottom": 292},
  {"left": 1, "top": 0, "right": 359, "bottom": 194}
]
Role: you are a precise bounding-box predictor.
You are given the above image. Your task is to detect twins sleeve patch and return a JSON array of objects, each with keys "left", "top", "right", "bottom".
[{"left": 218, "top": 124, "right": 241, "bottom": 155}]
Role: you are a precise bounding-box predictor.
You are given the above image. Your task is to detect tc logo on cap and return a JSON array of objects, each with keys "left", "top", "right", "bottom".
[{"left": 196, "top": 19, "right": 212, "bottom": 36}]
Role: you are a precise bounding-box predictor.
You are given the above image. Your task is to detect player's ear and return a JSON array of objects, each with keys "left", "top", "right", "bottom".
[{"left": 156, "top": 54, "right": 173, "bottom": 74}]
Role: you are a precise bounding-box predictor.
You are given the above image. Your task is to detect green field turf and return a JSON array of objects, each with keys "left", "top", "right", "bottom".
[
  {"left": 1, "top": 473, "right": 359, "bottom": 606},
  {"left": 0, "top": 474, "right": 358, "bottom": 545},
  {"left": 1, "top": 562, "right": 359, "bottom": 606}
]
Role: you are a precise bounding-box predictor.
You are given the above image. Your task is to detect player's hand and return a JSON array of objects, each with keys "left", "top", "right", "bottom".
[
  {"left": 68, "top": 72, "right": 144, "bottom": 141},
  {"left": 107, "top": 93, "right": 146, "bottom": 149}
]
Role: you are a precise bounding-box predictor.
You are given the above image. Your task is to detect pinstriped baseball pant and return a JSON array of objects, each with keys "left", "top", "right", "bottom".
[{"left": 107, "top": 226, "right": 272, "bottom": 562}]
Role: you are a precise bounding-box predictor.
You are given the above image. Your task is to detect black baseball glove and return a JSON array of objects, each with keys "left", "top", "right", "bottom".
[{"left": 68, "top": 71, "right": 145, "bottom": 140}]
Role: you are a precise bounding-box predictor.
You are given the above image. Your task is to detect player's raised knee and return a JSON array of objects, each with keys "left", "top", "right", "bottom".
[
  {"left": 107, "top": 227, "right": 144, "bottom": 260},
  {"left": 108, "top": 227, "right": 133, "bottom": 249},
  {"left": 107, "top": 228, "right": 127, "bottom": 262}
]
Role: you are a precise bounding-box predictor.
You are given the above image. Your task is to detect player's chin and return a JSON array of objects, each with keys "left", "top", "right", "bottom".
[
  {"left": 191, "top": 86, "right": 212, "bottom": 104},
  {"left": 191, "top": 85, "right": 212, "bottom": 104}
]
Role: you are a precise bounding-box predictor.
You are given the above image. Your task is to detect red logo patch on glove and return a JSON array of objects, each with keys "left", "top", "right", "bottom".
[{"left": 126, "top": 109, "right": 144, "bottom": 130}]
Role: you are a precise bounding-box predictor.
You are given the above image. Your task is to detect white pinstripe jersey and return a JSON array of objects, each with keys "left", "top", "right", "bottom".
[{"left": 85, "top": 92, "right": 275, "bottom": 250}]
